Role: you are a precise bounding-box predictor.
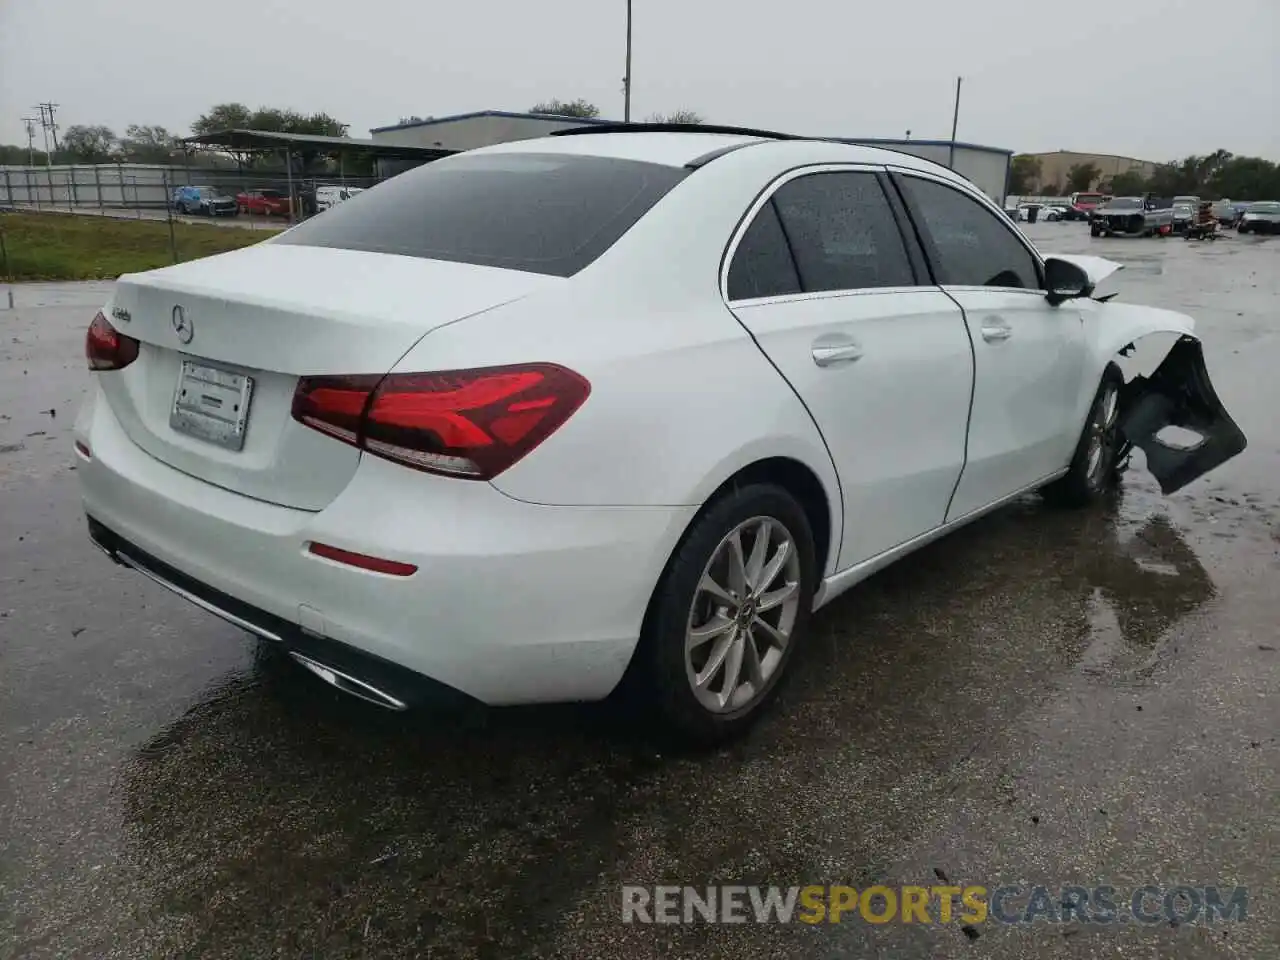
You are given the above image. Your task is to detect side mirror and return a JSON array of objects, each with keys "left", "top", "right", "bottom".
[{"left": 1043, "top": 257, "right": 1094, "bottom": 306}]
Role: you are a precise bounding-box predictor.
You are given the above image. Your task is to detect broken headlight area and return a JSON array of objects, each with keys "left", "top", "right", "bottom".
[{"left": 1118, "top": 336, "right": 1247, "bottom": 495}]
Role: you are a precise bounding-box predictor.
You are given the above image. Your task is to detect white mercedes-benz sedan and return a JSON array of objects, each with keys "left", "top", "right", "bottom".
[{"left": 75, "top": 125, "right": 1246, "bottom": 744}]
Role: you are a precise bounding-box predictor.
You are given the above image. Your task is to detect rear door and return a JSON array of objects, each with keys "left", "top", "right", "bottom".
[
  {"left": 724, "top": 166, "right": 973, "bottom": 570},
  {"left": 893, "top": 171, "right": 1088, "bottom": 519}
]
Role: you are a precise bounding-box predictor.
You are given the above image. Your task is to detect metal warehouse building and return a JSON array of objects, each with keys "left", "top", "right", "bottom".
[{"left": 369, "top": 111, "right": 1013, "bottom": 203}]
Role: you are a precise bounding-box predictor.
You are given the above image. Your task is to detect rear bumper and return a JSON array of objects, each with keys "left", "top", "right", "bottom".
[
  {"left": 75, "top": 385, "right": 696, "bottom": 706},
  {"left": 87, "top": 516, "right": 472, "bottom": 710}
]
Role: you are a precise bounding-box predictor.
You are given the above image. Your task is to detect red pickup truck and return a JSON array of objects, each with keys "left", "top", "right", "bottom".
[{"left": 1068, "top": 191, "right": 1109, "bottom": 221}]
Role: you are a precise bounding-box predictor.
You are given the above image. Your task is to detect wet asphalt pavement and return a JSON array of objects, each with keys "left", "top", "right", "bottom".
[{"left": 1, "top": 225, "right": 1277, "bottom": 959}]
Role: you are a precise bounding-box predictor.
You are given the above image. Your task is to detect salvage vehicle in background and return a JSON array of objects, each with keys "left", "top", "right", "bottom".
[
  {"left": 1210, "top": 199, "right": 1240, "bottom": 226},
  {"left": 1236, "top": 201, "right": 1280, "bottom": 234},
  {"left": 1066, "top": 191, "right": 1109, "bottom": 221},
  {"left": 171, "top": 185, "right": 239, "bottom": 217},
  {"left": 316, "top": 185, "right": 366, "bottom": 212},
  {"left": 235, "top": 189, "right": 292, "bottom": 218},
  {"left": 75, "top": 125, "right": 1248, "bottom": 744},
  {"left": 1172, "top": 203, "right": 1195, "bottom": 234},
  {"left": 1090, "top": 194, "right": 1175, "bottom": 237}
]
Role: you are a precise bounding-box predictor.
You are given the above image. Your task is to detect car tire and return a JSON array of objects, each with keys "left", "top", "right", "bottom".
[
  {"left": 1090, "top": 225, "right": 1101, "bottom": 237},
  {"left": 1041, "top": 363, "right": 1124, "bottom": 508},
  {"left": 629, "top": 483, "right": 817, "bottom": 747}
]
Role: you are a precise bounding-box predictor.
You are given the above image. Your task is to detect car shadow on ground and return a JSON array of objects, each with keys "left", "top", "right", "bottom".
[{"left": 114, "top": 484, "right": 1215, "bottom": 956}]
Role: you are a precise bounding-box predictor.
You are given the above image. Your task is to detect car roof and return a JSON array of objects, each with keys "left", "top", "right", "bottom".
[{"left": 461, "top": 128, "right": 967, "bottom": 182}]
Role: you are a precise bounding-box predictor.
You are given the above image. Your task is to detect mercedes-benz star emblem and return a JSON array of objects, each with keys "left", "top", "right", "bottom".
[{"left": 171, "top": 304, "right": 193, "bottom": 345}]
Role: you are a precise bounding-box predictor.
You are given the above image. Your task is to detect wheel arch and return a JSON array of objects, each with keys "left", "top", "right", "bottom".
[
  {"left": 657, "top": 453, "right": 839, "bottom": 604},
  {"left": 619, "top": 453, "right": 837, "bottom": 700}
]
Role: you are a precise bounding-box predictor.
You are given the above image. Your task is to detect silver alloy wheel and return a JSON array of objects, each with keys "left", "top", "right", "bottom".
[
  {"left": 685, "top": 516, "right": 802, "bottom": 714},
  {"left": 1086, "top": 382, "right": 1120, "bottom": 488}
]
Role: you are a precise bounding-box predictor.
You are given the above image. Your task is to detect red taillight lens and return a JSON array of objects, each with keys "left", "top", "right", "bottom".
[
  {"left": 86, "top": 311, "right": 140, "bottom": 371},
  {"left": 291, "top": 374, "right": 382, "bottom": 445},
  {"left": 291, "top": 363, "right": 590, "bottom": 480}
]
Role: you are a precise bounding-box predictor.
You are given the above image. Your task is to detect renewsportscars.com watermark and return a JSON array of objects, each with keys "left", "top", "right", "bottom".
[{"left": 622, "top": 884, "right": 1249, "bottom": 926}]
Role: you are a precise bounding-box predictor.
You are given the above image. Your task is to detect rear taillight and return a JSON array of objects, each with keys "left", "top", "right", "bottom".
[
  {"left": 86, "top": 311, "right": 140, "bottom": 371},
  {"left": 291, "top": 363, "right": 590, "bottom": 480}
]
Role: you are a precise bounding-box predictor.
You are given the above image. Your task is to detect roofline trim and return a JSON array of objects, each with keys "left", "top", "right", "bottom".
[{"left": 370, "top": 110, "right": 618, "bottom": 134}]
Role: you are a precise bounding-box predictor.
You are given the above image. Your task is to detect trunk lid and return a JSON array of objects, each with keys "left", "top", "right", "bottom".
[{"left": 100, "top": 243, "right": 559, "bottom": 510}]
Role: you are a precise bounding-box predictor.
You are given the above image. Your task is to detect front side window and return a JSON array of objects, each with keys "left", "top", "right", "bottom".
[
  {"left": 902, "top": 177, "right": 1041, "bottom": 289},
  {"left": 770, "top": 172, "right": 915, "bottom": 293}
]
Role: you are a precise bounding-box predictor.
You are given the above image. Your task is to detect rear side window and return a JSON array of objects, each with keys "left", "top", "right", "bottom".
[
  {"left": 274, "top": 153, "right": 690, "bottom": 277},
  {"left": 902, "top": 177, "right": 1041, "bottom": 289},
  {"left": 771, "top": 172, "right": 915, "bottom": 293},
  {"left": 726, "top": 200, "right": 801, "bottom": 300}
]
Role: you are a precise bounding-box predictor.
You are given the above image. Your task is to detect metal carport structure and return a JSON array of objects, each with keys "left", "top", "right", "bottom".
[{"left": 178, "top": 130, "right": 455, "bottom": 221}]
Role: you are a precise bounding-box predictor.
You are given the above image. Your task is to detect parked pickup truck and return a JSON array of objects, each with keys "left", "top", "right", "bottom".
[{"left": 1090, "top": 194, "right": 1175, "bottom": 237}]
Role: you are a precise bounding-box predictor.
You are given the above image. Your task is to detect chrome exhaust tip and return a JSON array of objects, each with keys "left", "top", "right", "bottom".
[{"left": 289, "top": 652, "right": 408, "bottom": 711}]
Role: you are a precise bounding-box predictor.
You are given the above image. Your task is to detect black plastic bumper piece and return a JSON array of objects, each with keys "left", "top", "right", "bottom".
[
  {"left": 1118, "top": 336, "right": 1248, "bottom": 495},
  {"left": 86, "top": 516, "right": 478, "bottom": 711}
]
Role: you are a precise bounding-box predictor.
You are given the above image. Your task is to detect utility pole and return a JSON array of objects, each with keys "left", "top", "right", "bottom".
[
  {"left": 21, "top": 117, "right": 40, "bottom": 166},
  {"left": 623, "top": 0, "right": 633, "bottom": 122},
  {"left": 35, "top": 102, "right": 60, "bottom": 165},
  {"left": 947, "top": 77, "right": 962, "bottom": 169},
  {"left": 39, "top": 103, "right": 61, "bottom": 152}
]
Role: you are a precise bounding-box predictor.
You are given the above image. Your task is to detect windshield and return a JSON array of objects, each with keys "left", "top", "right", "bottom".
[
  {"left": 1073, "top": 194, "right": 1104, "bottom": 204},
  {"left": 1174, "top": 205, "right": 1193, "bottom": 215},
  {"left": 1105, "top": 198, "right": 1142, "bottom": 210},
  {"left": 195, "top": 187, "right": 218, "bottom": 197},
  {"left": 274, "top": 152, "right": 690, "bottom": 277},
  {"left": 1248, "top": 202, "right": 1280, "bottom": 213}
]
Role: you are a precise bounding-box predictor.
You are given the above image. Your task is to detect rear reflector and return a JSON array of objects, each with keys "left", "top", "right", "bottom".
[
  {"left": 291, "top": 363, "right": 590, "bottom": 480},
  {"left": 307, "top": 542, "right": 418, "bottom": 577},
  {"left": 86, "top": 311, "right": 140, "bottom": 371}
]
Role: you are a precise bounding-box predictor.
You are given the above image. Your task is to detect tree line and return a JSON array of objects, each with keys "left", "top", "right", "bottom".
[
  {"left": 1010, "top": 150, "right": 1280, "bottom": 200},
  {"left": 0, "top": 98, "right": 705, "bottom": 168}
]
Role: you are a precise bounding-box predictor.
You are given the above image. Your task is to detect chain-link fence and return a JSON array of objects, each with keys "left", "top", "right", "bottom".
[
  {"left": 0, "top": 162, "right": 383, "bottom": 228},
  {"left": 1, "top": 163, "right": 392, "bottom": 284},
  {"left": 1, "top": 162, "right": 394, "bottom": 285}
]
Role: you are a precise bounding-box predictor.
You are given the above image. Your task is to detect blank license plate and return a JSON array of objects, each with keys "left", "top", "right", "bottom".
[{"left": 170, "top": 360, "right": 255, "bottom": 451}]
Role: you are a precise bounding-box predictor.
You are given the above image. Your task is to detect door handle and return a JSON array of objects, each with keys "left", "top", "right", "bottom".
[
  {"left": 812, "top": 344, "right": 863, "bottom": 366},
  {"left": 811, "top": 341, "right": 863, "bottom": 367},
  {"left": 980, "top": 322, "right": 1012, "bottom": 342}
]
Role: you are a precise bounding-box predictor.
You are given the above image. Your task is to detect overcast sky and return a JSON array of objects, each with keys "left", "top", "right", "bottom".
[{"left": 1, "top": 0, "right": 1276, "bottom": 161}]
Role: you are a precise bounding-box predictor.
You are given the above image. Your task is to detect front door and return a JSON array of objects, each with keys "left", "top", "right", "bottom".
[{"left": 894, "top": 172, "right": 1088, "bottom": 520}]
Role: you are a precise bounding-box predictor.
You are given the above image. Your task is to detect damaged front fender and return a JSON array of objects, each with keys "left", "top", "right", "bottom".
[{"left": 1118, "top": 336, "right": 1247, "bottom": 494}]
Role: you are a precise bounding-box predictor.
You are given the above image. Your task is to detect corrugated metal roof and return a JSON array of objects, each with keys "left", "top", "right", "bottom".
[
  {"left": 180, "top": 129, "right": 455, "bottom": 158},
  {"left": 370, "top": 110, "right": 616, "bottom": 135}
]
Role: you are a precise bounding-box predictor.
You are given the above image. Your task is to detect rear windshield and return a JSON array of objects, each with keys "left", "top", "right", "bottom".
[{"left": 273, "top": 152, "right": 690, "bottom": 277}]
